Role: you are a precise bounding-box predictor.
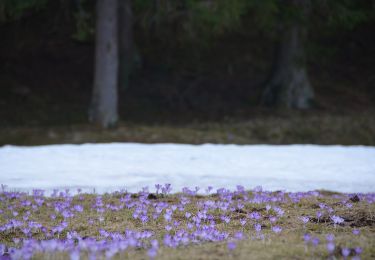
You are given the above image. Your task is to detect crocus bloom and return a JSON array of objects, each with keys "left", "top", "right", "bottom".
[
  {"left": 254, "top": 223, "right": 262, "bottom": 233},
  {"left": 342, "top": 248, "right": 351, "bottom": 258},
  {"left": 148, "top": 248, "right": 158, "bottom": 258},
  {"left": 272, "top": 226, "right": 282, "bottom": 234},
  {"left": 353, "top": 229, "right": 360, "bottom": 235},
  {"left": 327, "top": 243, "right": 335, "bottom": 253},
  {"left": 331, "top": 215, "right": 344, "bottom": 225},
  {"left": 312, "top": 237, "right": 320, "bottom": 246},
  {"left": 234, "top": 232, "right": 244, "bottom": 240},
  {"left": 227, "top": 241, "right": 236, "bottom": 251},
  {"left": 326, "top": 234, "right": 335, "bottom": 242},
  {"left": 269, "top": 216, "right": 277, "bottom": 223},
  {"left": 303, "top": 234, "right": 311, "bottom": 243},
  {"left": 300, "top": 216, "right": 309, "bottom": 224}
]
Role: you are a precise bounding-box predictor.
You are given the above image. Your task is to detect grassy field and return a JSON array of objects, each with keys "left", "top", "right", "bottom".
[{"left": 0, "top": 186, "right": 374, "bottom": 259}]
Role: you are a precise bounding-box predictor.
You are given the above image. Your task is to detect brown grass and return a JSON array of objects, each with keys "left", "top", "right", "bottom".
[
  {"left": 1, "top": 113, "right": 375, "bottom": 146},
  {"left": 0, "top": 190, "right": 374, "bottom": 259}
]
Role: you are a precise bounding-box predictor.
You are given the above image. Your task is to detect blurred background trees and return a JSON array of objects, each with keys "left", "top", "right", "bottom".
[
  {"left": 90, "top": 0, "right": 119, "bottom": 128},
  {"left": 0, "top": 0, "right": 374, "bottom": 128}
]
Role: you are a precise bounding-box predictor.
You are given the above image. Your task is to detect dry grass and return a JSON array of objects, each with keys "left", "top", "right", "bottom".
[
  {"left": 1, "top": 113, "right": 375, "bottom": 146},
  {"left": 0, "top": 189, "right": 374, "bottom": 259}
]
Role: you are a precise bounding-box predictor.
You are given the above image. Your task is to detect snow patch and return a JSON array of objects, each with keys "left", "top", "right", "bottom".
[{"left": 0, "top": 143, "right": 374, "bottom": 194}]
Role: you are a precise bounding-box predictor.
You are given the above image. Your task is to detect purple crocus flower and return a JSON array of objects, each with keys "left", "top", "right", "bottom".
[
  {"left": 318, "top": 203, "right": 326, "bottom": 209},
  {"left": 221, "top": 215, "right": 230, "bottom": 224},
  {"left": 355, "top": 247, "right": 362, "bottom": 255},
  {"left": 236, "top": 185, "right": 245, "bottom": 193},
  {"left": 274, "top": 207, "right": 284, "bottom": 217},
  {"left": 331, "top": 215, "right": 344, "bottom": 227},
  {"left": 164, "top": 214, "right": 172, "bottom": 222},
  {"left": 151, "top": 240, "right": 158, "bottom": 249},
  {"left": 165, "top": 225, "right": 172, "bottom": 231},
  {"left": 312, "top": 237, "right": 320, "bottom": 247},
  {"left": 70, "top": 250, "right": 80, "bottom": 260},
  {"left": 254, "top": 223, "right": 262, "bottom": 233},
  {"left": 326, "top": 234, "right": 335, "bottom": 242},
  {"left": 163, "top": 234, "right": 173, "bottom": 247},
  {"left": 227, "top": 241, "right": 236, "bottom": 251},
  {"left": 140, "top": 215, "right": 149, "bottom": 223},
  {"left": 272, "top": 226, "right": 282, "bottom": 234},
  {"left": 303, "top": 234, "right": 311, "bottom": 243},
  {"left": 300, "top": 216, "right": 310, "bottom": 224},
  {"left": 155, "top": 184, "right": 161, "bottom": 194},
  {"left": 327, "top": 242, "right": 335, "bottom": 253},
  {"left": 249, "top": 212, "right": 261, "bottom": 220},
  {"left": 331, "top": 215, "right": 344, "bottom": 225},
  {"left": 187, "top": 223, "right": 194, "bottom": 230},
  {"left": 148, "top": 248, "right": 158, "bottom": 258},
  {"left": 73, "top": 205, "right": 83, "bottom": 212},
  {"left": 234, "top": 232, "right": 244, "bottom": 240},
  {"left": 162, "top": 184, "right": 172, "bottom": 194},
  {"left": 269, "top": 216, "right": 277, "bottom": 223},
  {"left": 342, "top": 248, "right": 351, "bottom": 258}
]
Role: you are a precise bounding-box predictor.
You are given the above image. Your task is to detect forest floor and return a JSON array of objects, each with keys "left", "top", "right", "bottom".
[{"left": 1, "top": 112, "right": 375, "bottom": 146}]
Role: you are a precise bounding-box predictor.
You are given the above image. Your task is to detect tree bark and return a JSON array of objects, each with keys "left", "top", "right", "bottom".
[
  {"left": 90, "top": 0, "right": 119, "bottom": 128},
  {"left": 118, "top": 0, "right": 134, "bottom": 90},
  {"left": 261, "top": 1, "right": 314, "bottom": 109}
]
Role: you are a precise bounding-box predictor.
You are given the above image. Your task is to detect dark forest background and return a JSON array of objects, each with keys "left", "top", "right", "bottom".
[{"left": 0, "top": 0, "right": 374, "bottom": 145}]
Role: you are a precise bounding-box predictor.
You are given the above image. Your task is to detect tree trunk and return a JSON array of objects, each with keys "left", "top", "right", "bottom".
[
  {"left": 118, "top": 0, "right": 134, "bottom": 90},
  {"left": 261, "top": 1, "right": 314, "bottom": 109},
  {"left": 90, "top": 0, "right": 119, "bottom": 128}
]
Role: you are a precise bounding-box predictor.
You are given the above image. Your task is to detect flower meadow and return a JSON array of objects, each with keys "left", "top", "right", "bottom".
[{"left": 0, "top": 184, "right": 374, "bottom": 259}]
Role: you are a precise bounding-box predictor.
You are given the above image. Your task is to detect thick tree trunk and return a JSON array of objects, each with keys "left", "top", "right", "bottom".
[
  {"left": 118, "top": 0, "right": 134, "bottom": 89},
  {"left": 261, "top": 2, "right": 314, "bottom": 109},
  {"left": 90, "top": 0, "right": 119, "bottom": 128}
]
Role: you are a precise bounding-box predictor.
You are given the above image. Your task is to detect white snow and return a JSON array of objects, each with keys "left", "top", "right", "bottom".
[{"left": 0, "top": 143, "right": 374, "bottom": 194}]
